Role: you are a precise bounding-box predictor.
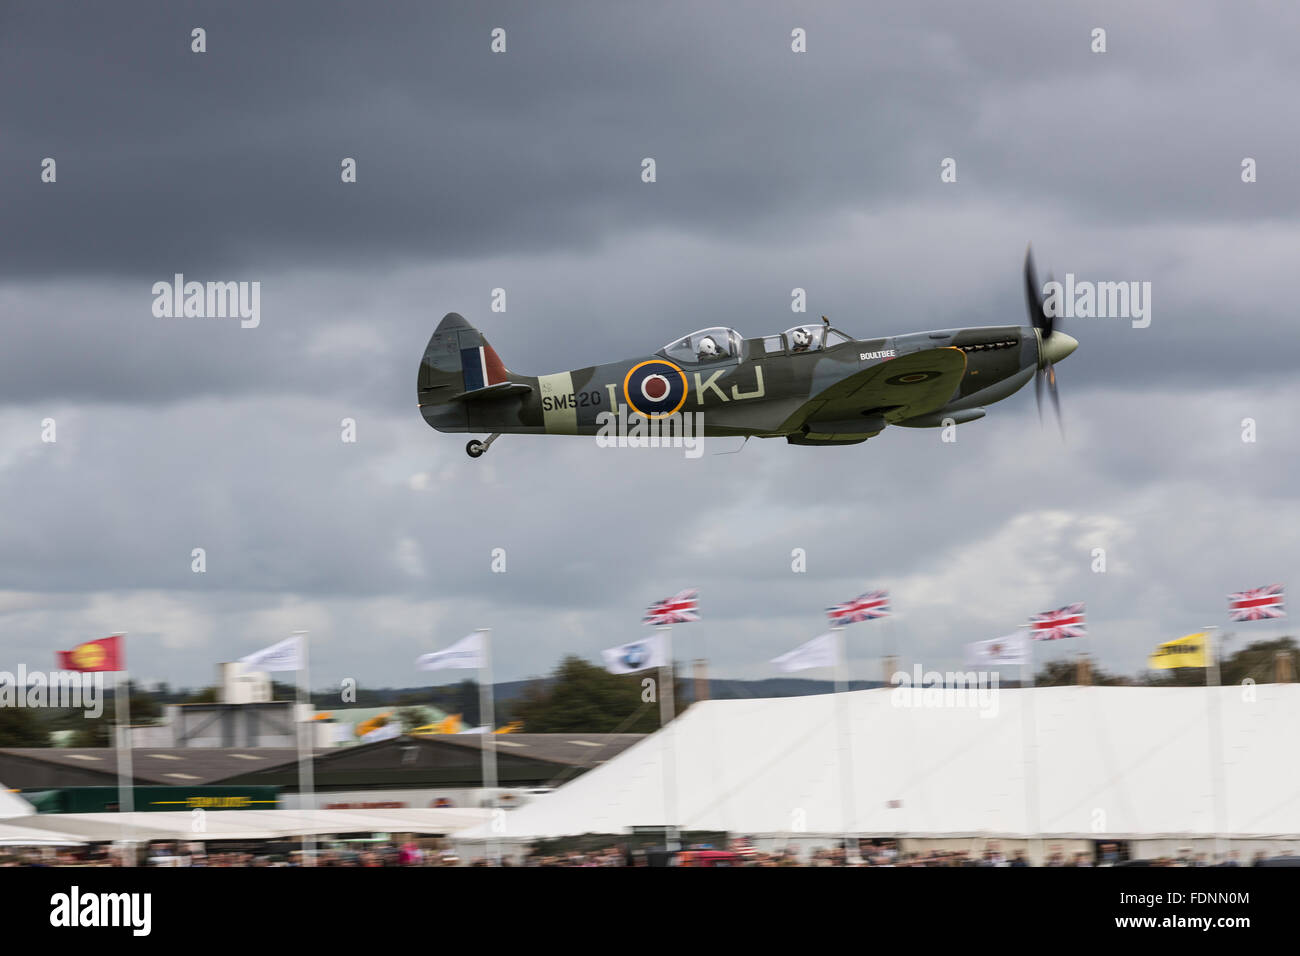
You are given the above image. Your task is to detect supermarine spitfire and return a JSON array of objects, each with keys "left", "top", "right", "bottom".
[{"left": 418, "top": 248, "right": 1077, "bottom": 457}]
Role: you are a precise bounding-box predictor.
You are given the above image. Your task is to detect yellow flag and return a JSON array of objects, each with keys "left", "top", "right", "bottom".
[{"left": 1148, "top": 632, "right": 1209, "bottom": 670}]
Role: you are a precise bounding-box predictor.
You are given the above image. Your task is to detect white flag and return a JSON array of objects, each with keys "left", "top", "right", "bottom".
[
  {"left": 416, "top": 632, "right": 486, "bottom": 672},
  {"left": 771, "top": 632, "right": 838, "bottom": 672},
  {"left": 965, "top": 633, "right": 1028, "bottom": 667},
  {"left": 601, "top": 633, "right": 669, "bottom": 674},
  {"left": 239, "top": 634, "right": 303, "bottom": 672}
]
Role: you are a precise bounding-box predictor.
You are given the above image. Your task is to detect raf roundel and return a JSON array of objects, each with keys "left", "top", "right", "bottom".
[
  {"left": 623, "top": 360, "right": 688, "bottom": 419},
  {"left": 885, "top": 370, "right": 942, "bottom": 386}
]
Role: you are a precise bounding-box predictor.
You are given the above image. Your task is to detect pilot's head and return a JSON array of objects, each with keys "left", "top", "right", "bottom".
[
  {"left": 791, "top": 327, "right": 811, "bottom": 349},
  {"left": 697, "top": 336, "right": 719, "bottom": 358}
]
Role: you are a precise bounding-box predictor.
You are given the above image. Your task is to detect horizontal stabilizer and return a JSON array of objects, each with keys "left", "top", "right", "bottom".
[{"left": 449, "top": 381, "right": 532, "bottom": 403}]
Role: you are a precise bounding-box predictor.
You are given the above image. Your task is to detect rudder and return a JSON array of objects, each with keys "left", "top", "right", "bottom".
[{"left": 418, "top": 313, "right": 512, "bottom": 403}]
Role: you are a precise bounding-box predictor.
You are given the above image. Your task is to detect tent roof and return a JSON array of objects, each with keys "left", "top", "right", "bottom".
[
  {"left": 0, "top": 785, "right": 35, "bottom": 820},
  {"left": 458, "top": 684, "right": 1300, "bottom": 842},
  {"left": 427, "top": 733, "right": 647, "bottom": 768},
  {"left": 0, "top": 747, "right": 306, "bottom": 786},
  {"left": 7, "top": 806, "right": 493, "bottom": 842},
  {"left": 0, "top": 821, "right": 85, "bottom": 845}
]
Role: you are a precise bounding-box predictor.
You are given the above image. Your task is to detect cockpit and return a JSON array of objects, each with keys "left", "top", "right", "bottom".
[
  {"left": 659, "top": 327, "right": 743, "bottom": 364},
  {"left": 783, "top": 324, "right": 853, "bottom": 352},
  {"left": 658, "top": 324, "right": 854, "bottom": 363}
]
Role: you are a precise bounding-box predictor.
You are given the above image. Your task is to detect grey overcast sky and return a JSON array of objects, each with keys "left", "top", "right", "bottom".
[{"left": 2, "top": 1, "right": 1297, "bottom": 691}]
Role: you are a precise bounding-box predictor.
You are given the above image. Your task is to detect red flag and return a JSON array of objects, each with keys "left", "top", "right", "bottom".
[{"left": 56, "top": 635, "right": 124, "bottom": 672}]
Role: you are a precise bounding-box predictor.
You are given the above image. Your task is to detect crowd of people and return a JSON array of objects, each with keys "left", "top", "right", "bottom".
[
  {"left": 508, "top": 840, "right": 1271, "bottom": 867},
  {"left": 0, "top": 838, "right": 1287, "bottom": 867}
]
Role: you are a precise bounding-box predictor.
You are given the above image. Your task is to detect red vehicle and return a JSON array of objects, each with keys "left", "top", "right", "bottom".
[{"left": 675, "top": 850, "right": 742, "bottom": 867}]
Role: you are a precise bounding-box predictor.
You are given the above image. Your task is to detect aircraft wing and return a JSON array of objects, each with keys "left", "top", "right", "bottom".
[{"left": 779, "top": 347, "right": 967, "bottom": 440}]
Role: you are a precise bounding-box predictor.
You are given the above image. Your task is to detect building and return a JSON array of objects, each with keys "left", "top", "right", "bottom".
[
  {"left": 226, "top": 733, "right": 646, "bottom": 810},
  {"left": 128, "top": 662, "right": 329, "bottom": 749},
  {"left": 0, "top": 733, "right": 646, "bottom": 814},
  {"left": 0, "top": 747, "right": 304, "bottom": 790}
]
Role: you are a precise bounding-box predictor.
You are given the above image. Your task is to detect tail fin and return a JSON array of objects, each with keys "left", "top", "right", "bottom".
[{"left": 417, "top": 313, "right": 513, "bottom": 403}]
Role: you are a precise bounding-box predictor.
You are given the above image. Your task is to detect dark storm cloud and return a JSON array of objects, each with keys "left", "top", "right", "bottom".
[
  {"left": 2, "top": 1, "right": 1299, "bottom": 686},
  {"left": 4, "top": 1, "right": 1299, "bottom": 281},
  {"left": 2, "top": 0, "right": 1298, "bottom": 409}
]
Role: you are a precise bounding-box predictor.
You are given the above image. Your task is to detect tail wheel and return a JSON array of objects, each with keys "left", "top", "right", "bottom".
[{"left": 466, "top": 440, "right": 486, "bottom": 459}]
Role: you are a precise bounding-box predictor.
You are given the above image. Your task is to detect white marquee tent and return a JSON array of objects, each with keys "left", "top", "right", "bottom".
[
  {"left": 458, "top": 685, "right": 1300, "bottom": 852},
  {"left": 0, "top": 784, "right": 35, "bottom": 820},
  {"left": 0, "top": 784, "right": 82, "bottom": 845},
  {"left": 0, "top": 807, "right": 492, "bottom": 844}
]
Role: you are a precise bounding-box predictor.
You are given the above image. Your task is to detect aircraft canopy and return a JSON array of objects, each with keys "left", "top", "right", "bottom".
[{"left": 659, "top": 327, "right": 742, "bottom": 364}]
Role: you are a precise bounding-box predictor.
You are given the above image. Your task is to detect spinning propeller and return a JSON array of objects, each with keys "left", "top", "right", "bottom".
[{"left": 1023, "top": 245, "right": 1077, "bottom": 434}]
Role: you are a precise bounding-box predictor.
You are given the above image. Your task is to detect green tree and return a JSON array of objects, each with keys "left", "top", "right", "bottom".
[
  {"left": 511, "top": 655, "right": 683, "bottom": 733},
  {"left": 185, "top": 686, "right": 218, "bottom": 704},
  {"left": 68, "top": 681, "right": 163, "bottom": 748},
  {"left": 1221, "top": 636, "right": 1296, "bottom": 685},
  {"left": 0, "top": 706, "right": 48, "bottom": 747},
  {"left": 1033, "top": 657, "right": 1126, "bottom": 687},
  {"left": 397, "top": 706, "right": 431, "bottom": 731},
  {"left": 429, "top": 679, "right": 481, "bottom": 726}
]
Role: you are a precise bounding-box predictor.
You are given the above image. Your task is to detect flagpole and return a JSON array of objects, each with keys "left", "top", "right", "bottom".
[
  {"left": 1017, "top": 623, "right": 1041, "bottom": 865},
  {"left": 294, "top": 630, "right": 315, "bottom": 866},
  {"left": 658, "top": 624, "right": 678, "bottom": 854},
  {"left": 1203, "top": 625, "right": 1226, "bottom": 864},
  {"left": 477, "top": 628, "right": 499, "bottom": 864},
  {"left": 696, "top": 627, "right": 730, "bottom": 839},
  {"left": 832, "top": 624, "right": 858, "bottom": 864},
  {"left": 113, "top": 637, "right": 134, "bottom": 865},
  {"left": 882, "top": 611, "right": 893, "bottom": 685}
]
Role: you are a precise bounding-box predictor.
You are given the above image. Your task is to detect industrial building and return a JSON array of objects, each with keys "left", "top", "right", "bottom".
[{"left": 0, "top": 732, "right": 645, "bottom": 813}]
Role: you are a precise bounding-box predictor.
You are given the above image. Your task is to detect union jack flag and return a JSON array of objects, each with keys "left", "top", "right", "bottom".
[
  {"left": 1228, "top": 584, "right": 1285, "bottom": 622},
  {"left": 1029, "top": 603, "right": 1086, "bottom": 640},
  {"left": 643, "top": 588, "right": 699, "bottom": 626},
  {"left": 827, "top": 590, "right": 891, "bottom": 625}
]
